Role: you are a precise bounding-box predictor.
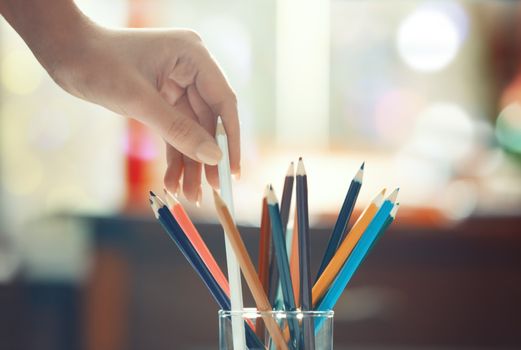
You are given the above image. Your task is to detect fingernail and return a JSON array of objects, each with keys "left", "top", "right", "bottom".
[
  {"left": 196, "top": 187, "right": 203, "bottom": 207},
  {"left": 196, "top": 142, "right": 222, "bottom": 165},
  {"left": 232, "top": 169, "right": 241, "bottom": 181}
]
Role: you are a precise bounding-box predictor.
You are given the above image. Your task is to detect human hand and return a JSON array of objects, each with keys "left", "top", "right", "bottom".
[
  {"left": 1, "top": 0, "right": 240, "bottom": 203},
  {"left": 54, "top": 27, "right": 240, "bottom": 203}
]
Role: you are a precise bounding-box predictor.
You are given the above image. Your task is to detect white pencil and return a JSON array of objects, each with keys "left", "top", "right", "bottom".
[{"left": 216, "top": 117, "right": 246, "bottom": 350}]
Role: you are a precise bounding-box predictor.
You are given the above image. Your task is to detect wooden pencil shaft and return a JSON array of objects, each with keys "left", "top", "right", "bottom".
[
  {"left": 315, "top": 179, "right": 361, "bottom": 282},
  {"left": 280, "top": 175, "right": 294, "bottom": 234},
  {"left": 268, "top": 200, "right": 301, "bottom": 349},
  {"left": 258, "top": 198, "right": 271, "bottom": 294},
  {"left": 296, "top": 174, "right": 313, "bottom": 311},
  {"left": 312, "top": 198, "right": 381, "bottom": 306},
  {"left": 170, "top": 201, "right": 231, "bottom": 297},
  {"left": 317, "top": 200, "right": 394, "bottom": 311},
  {"left": 157, "top": 207, "right": 231, "bottom": 309},
  {"left": 268, "top": 203, "right": 297, "bottom": 312},
  {"left": 296, "top": 173, "right": 316, "bottom": 350},
  {"left": 216, "top": 120, "right": 246, "bottom": 349},
  {"left": 158, "top": 205, "right": 264, "bottom": 349},
  {"left": 214, "top": 193, "right": 289, "bottom": 350}
]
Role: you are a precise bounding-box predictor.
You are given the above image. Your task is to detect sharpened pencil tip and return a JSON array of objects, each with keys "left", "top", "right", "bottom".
[
  {"left": 372, "top": 188, "right": 386, "bottom": 206},
  {"left": 387, "top": 188, "right": 400, "bottom": 203},
  {"left": 266, "top": 185, "right": 279, "bottom": 205},
  {"left": 286, "top": 161, "right": 295, "bottom": 177},
  {"left": 354, "top": 164, "right": 364, "bottom": 183},
  {"left": 296, "top": 158, "right": 306, "bottom": 176},
  {"left": 361, "top": 162, "right": 365, "bottom": 170},
  {"left": 263, "top": 184, "right": 270, "bottom": 198},
  {"left": 390, "top": 203, "right": 400, "bottom": 218},
  {"left": 149, "top": 191, "right": 156, "bottom": 197}
]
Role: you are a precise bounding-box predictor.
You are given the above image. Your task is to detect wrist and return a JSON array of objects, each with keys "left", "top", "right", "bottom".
[{"left": 1, "top": 0, "right": 98, "bottom": 75}]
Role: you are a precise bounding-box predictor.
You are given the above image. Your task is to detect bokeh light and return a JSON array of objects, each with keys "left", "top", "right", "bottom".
[
  {"left": 1, "top": 49, "right": 43, "bottom": 95},
  {"left": 411, "top": 102, "right": 475, "bottom": 162},
  {"left": 397, "top": 7, "right": 462, "bottom": 72}
]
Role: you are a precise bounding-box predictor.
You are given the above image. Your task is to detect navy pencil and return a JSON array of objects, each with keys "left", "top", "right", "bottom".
[
  {"left": 150, "top": 194, "right": 264, "bottom": 349},
  {"left": 296, "top": 158, "right": 315, "bottom": 350},
  {"left": 315, "top": 163, "right": 364, "bottom": 282}
]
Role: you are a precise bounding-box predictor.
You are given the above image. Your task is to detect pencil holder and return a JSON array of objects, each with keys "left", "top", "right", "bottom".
[{"left": 219, "top": 309, "right": 334, "bottom": 350}]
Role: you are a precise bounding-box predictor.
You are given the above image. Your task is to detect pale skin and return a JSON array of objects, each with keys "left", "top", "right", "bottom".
[{"left": 0, "top": 0, "right": 241, "bottom": 203}]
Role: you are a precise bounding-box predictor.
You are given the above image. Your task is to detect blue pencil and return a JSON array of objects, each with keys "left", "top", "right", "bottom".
[
  {"left": 149, "top": 193, "right": 264, "bottom": 349},
  {"left": 315, "top": 163, "right": 364, "bottom": 282},
  {"left": 315, "top": 188, "right": 399, "bottom": 331},
  {"left": 267, "top": 186, "right": 300, "bottom": 350}
]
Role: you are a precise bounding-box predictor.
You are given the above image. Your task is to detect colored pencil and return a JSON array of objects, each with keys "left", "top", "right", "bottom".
[
  {"left": 269, "top": 162, "right": 294, "bottom": 307},
  {"left": 289, "top": 210, "right": 300, "bottom": 305},
  {"left": 312, "top": 189, "right": 385, "bottom": 306},
  {"left": 216, "top": 118, "right": 246, "bottom": 349},
  {"left": 149, "top": 193, "right": 263, "bottom": 349},
  {"left": 315, "top": 163, "right": 364, "bottom": 282},
  {"left": 164, "top": 189, "right": 230, "bottom": 298},
  {"left": 368, "top": 203, "right": 399, "bottom": 253},
  {"left": 267, "top": 186, "right": 300, "bottom": 349},
  {"left": 213, "top": 190, "right": 289, "bottom": 350},
  {"left": 296, "top": 158, "right": 315, "bottom": 350},
  {"left": 257, "top": 186, "right": 271, "bottom": 340},
  {"left": 316, "top": 189, "right": 399, "bottom": 317}
]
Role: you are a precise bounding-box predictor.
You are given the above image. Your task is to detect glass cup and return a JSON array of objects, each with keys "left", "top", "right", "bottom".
[{"left": 219, "top": 308, "right": 334, "bottom": 350}]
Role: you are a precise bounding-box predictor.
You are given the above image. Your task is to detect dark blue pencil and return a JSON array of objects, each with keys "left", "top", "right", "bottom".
[
  {"left": 296, "top": 158, "right": 315, "bottom": 350},
  {"left": 267, "top": 186, "right": 300, "bottom": 350},
  {"left": 149, "top": 193, "right": 264, "bottom": 349},
  {"left": 315, "top": 163, "right": 364, "bottom": 282}
]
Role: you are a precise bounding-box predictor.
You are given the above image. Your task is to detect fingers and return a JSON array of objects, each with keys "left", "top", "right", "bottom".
[
  {"left": 182, "top": 155, "right": 203, "bottom": 203},
  {"left": 187, "top": 84, "right": 220, "bottom": 189},
  {"left": 137, "top": 82, "right": 222, "bottom": 166},
  {"left": 164, "top": 144, "right": 183, "bottom": 195},
  {"left": 193, "top": 54, "right": 241, "bottom": 176}
]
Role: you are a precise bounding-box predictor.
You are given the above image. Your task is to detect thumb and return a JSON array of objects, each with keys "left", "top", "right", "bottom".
[{"left": 138, "top": 88, "right": 222, "bottom": 165}]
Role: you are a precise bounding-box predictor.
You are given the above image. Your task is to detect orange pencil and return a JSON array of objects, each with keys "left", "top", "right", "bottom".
[
  {"left": 213, "top": 190, "right": 289, "bottom": 350},
  {"left": 312, "top": 189, "right": 386, "bottom": 306},
  {"left": 289, "top": 210, "right": 300, "bottom": 306},
  {"left": 164, "top": 189, "right": 230, "bottom": 297},
  {"left": 257, "top": 185, "right": 271, "bottom": 294},
  {"left": 256, "top": 186, "right": 271, "bottom": 339}
]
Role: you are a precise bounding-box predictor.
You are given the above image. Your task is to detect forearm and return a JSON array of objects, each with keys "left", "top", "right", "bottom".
[{"left": 0, "top": 0, "right": 95, "bottom": 73}]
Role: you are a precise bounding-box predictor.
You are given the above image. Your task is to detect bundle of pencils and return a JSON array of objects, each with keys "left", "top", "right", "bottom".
[{"left": 148, "top": 116, "right": 399, "bottom": 350}]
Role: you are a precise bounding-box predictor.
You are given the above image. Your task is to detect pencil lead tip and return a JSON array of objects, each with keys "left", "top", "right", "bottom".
[
  {"left": 361, "top": 162, "right": 365, "bottom": 170},
  {"left": 287, "top": 161, "right": 295, "bottom": 176},
  {"left": 390, "top": 203, "right": 400, "bottom": 217},
  {"left": 266, "top": 185, "right": 278, "bottom": 204},
  {"left": 149, "top": 191, "right": 156, "bottom": 197},
  {"left": 296, "top": 158, "right": 306, "bottom": 175}
]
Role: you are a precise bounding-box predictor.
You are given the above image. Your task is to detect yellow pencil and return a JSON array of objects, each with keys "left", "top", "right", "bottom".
[
  {"left": 213, "top": 190, "right": 289, "bottom": 350},
  {"left": 312, "top": 188, "right": 386, "bottom": 306}
]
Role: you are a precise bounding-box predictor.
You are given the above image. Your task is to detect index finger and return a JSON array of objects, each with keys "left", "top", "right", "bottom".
[{"left": 194, "top": 55, "right": 241, "bottom": 175}]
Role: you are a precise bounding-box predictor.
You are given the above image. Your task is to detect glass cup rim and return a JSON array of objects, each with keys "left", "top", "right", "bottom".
[{"left": 219, "top": 308, "right": 334, "bottom": 318}]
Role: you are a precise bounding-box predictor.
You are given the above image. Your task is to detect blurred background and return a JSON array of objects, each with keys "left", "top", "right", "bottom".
[{"left": 1, "top": 0, "right": 521, "bottom": 349}]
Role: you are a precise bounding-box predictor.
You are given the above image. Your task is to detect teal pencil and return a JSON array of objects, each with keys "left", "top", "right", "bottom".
[{"left": 315, "top": 189, "right": 399, "bottom": 324}]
